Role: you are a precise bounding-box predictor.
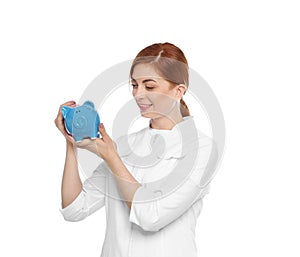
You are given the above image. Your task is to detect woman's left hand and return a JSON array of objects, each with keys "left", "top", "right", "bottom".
[{"left": 75, "top": 123, "right": 118, "bottom": 161}]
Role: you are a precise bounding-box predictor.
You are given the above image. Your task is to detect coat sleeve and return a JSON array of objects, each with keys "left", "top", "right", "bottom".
[
  {"left": 129, "top": 138, "right": 218, "bottom": 232},
  {"left": 59, "top": 161, "right": 107, "bottom": 222}
]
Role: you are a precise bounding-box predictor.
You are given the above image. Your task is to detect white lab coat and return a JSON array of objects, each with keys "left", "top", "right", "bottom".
[{"left": 59, "top": 116, "right": 218, "bottom": 257}]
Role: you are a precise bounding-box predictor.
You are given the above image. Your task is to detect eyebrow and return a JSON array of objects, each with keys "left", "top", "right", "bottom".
[{"left": 131, "top": 78, "right": 157, "bottom": 83}]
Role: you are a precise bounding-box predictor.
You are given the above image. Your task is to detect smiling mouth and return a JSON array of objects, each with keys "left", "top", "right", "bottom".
[{"left": 138, "top": 103, "right": 153, "bottom": 111}]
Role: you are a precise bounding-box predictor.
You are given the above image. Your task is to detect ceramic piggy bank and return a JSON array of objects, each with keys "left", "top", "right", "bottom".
[{"left": 61, "top": 100, "right": 100, "bottom": 142}]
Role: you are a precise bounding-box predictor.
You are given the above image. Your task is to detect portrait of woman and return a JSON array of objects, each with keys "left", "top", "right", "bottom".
[{"left": 54, "top": 42, "right": 218, "bottom": 257}]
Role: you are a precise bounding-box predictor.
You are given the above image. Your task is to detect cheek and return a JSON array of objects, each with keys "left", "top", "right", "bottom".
[{"left": 149, "top": 93, "right": 176, "bottom": 111}]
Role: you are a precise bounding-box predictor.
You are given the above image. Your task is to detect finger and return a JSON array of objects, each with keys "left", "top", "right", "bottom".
[
  {"left": 58, "top": 100, "right": 76, "bottom": 114},
  {"left": 55, "top": 108, "right": 65, "bottom": 126},
  {"left": 98, "top": 123, "right": 109, "bottom": 139},
  {"left": 60, "top": 100, "right": 76, "bottom": 107},
  {"left": 55, "top": 107, "right": 66, "bottom": 127}
]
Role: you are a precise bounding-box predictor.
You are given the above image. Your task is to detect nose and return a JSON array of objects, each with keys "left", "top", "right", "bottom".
[{"left": 132, "top": 85, "right": 148, "bottom": 99}]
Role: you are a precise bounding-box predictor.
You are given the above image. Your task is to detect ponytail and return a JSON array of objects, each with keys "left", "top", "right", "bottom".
[{"left": 180, "top": 98, "right": 190, "bottom": 117}]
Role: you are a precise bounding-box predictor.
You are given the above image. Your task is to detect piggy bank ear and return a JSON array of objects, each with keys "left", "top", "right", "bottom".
[
  {"left": 83, "top": 100, "right": 95, "bottom": 109},
  {"left": 61, "top": 106, "right": 73, "bottom": 119}
]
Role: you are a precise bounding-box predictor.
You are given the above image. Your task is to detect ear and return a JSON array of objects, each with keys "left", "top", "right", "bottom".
[
  {"left": 176, "top": 84, "right": 187, "bottom": 99},
  {"left": 61, "top": 106, "right": 73, "bottom": 119}
]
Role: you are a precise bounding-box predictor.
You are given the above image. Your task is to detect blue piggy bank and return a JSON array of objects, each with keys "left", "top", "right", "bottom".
[{"left": 61, "top": 100, "right": 100, "bottom": 142}]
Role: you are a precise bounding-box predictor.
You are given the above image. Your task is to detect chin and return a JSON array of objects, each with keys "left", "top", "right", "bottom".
[
  {"left": 141, "top": 112, "right": 154, "bottom": 118},
  {"left": 141, "top": 111, "right": 163, "bottom": 119}
]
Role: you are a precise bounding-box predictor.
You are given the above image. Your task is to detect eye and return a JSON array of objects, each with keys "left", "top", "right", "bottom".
[
  {"left": 131, "top": 84, "right": 154, "bottom": 90},
  {"left": 145, "top": 83, "right": 155, "bottom": 90}
]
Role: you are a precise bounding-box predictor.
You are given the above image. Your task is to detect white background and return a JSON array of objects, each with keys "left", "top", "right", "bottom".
[{"left": 1, "top": 0, "right": 299, "bottom": 256}]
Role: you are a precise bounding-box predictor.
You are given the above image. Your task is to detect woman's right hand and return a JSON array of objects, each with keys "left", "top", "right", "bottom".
[{"left": 54, "top": 100, "right": 77, "bottom": 144}]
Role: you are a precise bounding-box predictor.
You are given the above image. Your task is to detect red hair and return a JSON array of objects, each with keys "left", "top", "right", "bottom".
[{"left": 130, "top": 42, "right": 190, "bottom": 117}]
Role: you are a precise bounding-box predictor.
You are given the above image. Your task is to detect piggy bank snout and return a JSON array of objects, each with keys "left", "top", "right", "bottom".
[{"left": 73, "top": 116, "right": 87, "bottom": 129}]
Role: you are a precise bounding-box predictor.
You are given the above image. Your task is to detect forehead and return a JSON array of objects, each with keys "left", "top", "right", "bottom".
[{"left": 131, "top": 63, "right": 162, "bottom": 80}]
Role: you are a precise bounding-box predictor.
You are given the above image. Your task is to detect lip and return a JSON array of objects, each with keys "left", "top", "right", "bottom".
[{"left": 137, "top": 103, "right": 153, "bottom": 111}]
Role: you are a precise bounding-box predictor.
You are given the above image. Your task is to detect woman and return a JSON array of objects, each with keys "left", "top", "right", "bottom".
[{"left": 55, "top": 42, "right": 218, "bottom": 257}]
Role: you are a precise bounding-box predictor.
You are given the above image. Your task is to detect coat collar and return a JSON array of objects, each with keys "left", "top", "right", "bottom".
[{"left": 116, "top": 116, "right": 201, "bottom": 163}]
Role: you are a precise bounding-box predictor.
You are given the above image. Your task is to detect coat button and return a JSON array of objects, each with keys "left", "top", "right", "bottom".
[{"left": 153, "top": 189, "right": 163, "bottom": 196}]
